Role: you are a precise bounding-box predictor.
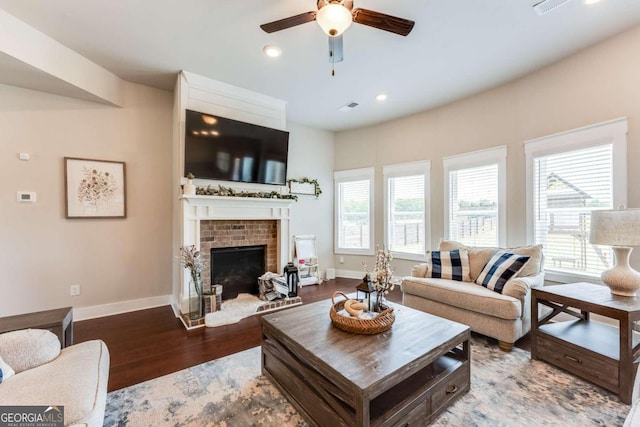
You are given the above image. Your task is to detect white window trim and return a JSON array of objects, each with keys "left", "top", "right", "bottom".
[
  {"left": 524, "top": 117, "right": 628, "bottom": 284},
  {"left": 443, "top": 146, "right": 507, "bottom": 247},
  {"left": 383, "top": 161, "right": 431, "bottom": 262},
  {"left": 334, "top": 167, "right": 375, "bottom": 256}
]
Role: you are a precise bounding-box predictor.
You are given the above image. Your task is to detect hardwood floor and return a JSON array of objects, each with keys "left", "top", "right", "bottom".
[
  {"left": 74, "top": 277, "right": 529, "bottom": 392},
  {"left": 74, "top": 278, "right": 397, "bottom": 391}
]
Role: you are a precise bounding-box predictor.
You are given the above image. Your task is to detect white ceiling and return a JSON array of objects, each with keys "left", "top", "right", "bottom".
[{"left": 1, "top": 0, "right": 640, "bottom": 131}]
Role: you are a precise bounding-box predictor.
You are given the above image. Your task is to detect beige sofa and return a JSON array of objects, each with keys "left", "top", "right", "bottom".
[
  {"left": 402, "top": 240, "right": 544, "bottom": 351},
  {"left": 0, "top": 329, "right": 110, "bottom": 427}
]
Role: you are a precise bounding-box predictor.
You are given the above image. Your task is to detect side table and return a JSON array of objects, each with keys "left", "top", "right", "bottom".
[
  {"left": 531, "top": 283, "right": 640, "bottom": 404},
  {"left": 0, "top": 307, "right": 73, "bottom": 348}
]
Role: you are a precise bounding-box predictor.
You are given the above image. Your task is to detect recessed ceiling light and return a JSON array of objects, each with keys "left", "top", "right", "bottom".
[
  {"left": 376, "top": 93, "right": 388, "bottom": 102},
  {"left": 210, "top": 130, "right": 220, "bottom": 137},
  {"left": 263, "top": 45, "right": 282, "bottom": 58},
  {"left": 584, "top": 0, "right": 601, "bottom": 4}
]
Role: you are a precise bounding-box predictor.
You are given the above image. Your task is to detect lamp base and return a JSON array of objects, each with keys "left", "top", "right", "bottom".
[{"left": 601, "top": 247, "right": 640, "bottom": 297}]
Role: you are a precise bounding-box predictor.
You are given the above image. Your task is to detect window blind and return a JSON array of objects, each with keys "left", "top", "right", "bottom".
[
  {"left": 388, "top": 174, "right": 425, "bottom": 255},
  {"left": 533, "top": 144, "right": 613, "bottom": 276},
  {"left": 448, "top": 164, "right": 499, "bottom": 247},
  {"left": 338, "top": 179, "right": 371, "bottom": 250}
]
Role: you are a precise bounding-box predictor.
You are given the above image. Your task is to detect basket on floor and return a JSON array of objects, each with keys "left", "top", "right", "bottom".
[{"left": 330, "top": 291, "right": 395, "bottom": 335}]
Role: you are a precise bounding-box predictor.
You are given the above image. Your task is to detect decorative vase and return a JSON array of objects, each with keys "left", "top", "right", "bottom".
[
  {"left": 189, "top": 270, "right": 204, "bottom": 320},
  {"left": 183, "top": 179, "right": 196, "bottom": 196},
  {"left": 374, "top": 292, "right": 388, "bottom": 313}
]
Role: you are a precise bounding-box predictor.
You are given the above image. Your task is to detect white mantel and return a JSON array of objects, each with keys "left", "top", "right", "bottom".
[{"left": 178, "top": 195, "right": 292, "bottom": 313}]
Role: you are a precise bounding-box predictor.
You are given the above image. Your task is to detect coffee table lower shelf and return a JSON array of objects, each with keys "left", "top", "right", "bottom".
[{"left": 262, "top": 332, "right": 469, "bottom": 427}]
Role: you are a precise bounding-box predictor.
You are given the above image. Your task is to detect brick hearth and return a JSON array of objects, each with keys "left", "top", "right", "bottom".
[{"left": 199, "top": 220, "right": 278, "bottom": 290}]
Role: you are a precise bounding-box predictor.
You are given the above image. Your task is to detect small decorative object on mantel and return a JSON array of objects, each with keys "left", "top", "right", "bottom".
[
  {"left": 330, "top": 291, "right": 395, "bottom": 335},
  {"left": 288, "top": 178, "right": 322, "bottom": 198},
  {"left": 195, "top": 184, "right": 298, "bottom": 200},
  {"left": 179, "top": 245, "right": 208, "bottom": 321},
  {"left": 183, "top": 172, "right": 196, "bottom": 196},
  {"left": 363, "top": 247, "right": 398, "bottom": 312}
]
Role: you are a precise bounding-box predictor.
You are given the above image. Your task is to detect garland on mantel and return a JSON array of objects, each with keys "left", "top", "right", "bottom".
[
  {"left": 287, "top": 177, "right": 322, "bottom": 198},
  {"left": 194, "top": 184, "right": 298, "bottom": 201}
]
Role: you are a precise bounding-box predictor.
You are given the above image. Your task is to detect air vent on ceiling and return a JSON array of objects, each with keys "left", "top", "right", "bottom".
[
  {"left": 533, "top": 0, "right": 571, "bottom": 16},
  {"left": 338, "top": 101, "right": 359, "bottom": 112}
]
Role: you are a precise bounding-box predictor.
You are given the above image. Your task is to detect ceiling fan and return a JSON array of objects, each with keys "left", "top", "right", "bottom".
[{"left": 260, "top": 0, "right": 415, "bottom": 74}]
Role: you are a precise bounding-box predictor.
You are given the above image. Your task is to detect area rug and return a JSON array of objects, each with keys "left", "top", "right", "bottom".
[
  {"left": 104, "top": 337, "right": 629, "bottom": 426},
  {"left": 204, "top": 293, "right": 302, "bottom": 328}
]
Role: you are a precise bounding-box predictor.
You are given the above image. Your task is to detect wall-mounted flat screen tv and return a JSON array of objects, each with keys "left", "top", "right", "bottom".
[{"left": 184, "top": 109, "right": 289, "bottom": 186}]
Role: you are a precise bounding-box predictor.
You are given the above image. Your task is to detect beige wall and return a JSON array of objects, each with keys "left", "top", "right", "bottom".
[
  {"left": 0, "top": 82, "right": 174, "bottom": 317},
  {"left": 335, "top": 25, "right": 640, "bottom": 277},
  {"left": 287, "top": 123, "right": 335, "bottom": 272}
]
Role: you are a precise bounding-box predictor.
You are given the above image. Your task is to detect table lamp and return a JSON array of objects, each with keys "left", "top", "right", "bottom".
[{"left": 589, "top": 207, "right": 640, "bottom": 296}]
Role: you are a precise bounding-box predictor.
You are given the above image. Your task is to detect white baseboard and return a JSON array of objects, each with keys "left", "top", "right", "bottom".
[
  {"left": 73, "top": 294, "right": 173, "bottom": 321},
  {"left": 335, "top": 269, "right": 364, "bottom": 279}
]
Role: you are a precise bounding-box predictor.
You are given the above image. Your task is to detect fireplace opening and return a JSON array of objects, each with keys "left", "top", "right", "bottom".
[{"left": 211, "top": 245, "right": 265, "bottom": 300}]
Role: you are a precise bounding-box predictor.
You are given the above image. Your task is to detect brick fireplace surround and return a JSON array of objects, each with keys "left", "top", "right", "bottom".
[{"left": 199, "top": 220, "right": 278, "bottom": 290}]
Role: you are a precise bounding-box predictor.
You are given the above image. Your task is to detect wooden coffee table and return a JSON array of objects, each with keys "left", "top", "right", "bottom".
[{"left": 262, "top": 299, "right": 470, "bottom": 426}]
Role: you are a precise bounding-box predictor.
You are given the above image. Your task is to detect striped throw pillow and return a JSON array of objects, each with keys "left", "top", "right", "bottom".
[
  {"left": 427, "top": 249, "right": 471, "bottom": 282},
  {"left": 475, "top": 251, "right": 531, "bottom": 294}
]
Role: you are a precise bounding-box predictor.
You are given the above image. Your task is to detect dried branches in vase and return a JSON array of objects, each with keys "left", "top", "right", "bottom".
[
  {"left": 179, "top": 245, "right": 208, "bottom": 319},
  {"left": 363, "top": 247, "right": 397, "bottom": 312}
]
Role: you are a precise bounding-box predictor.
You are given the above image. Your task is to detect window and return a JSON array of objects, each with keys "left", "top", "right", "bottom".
[
  {"left": 383, "top": 161, "right": 431, "bottom": 261},
  {"left": 334, "top": 168, "right": 375, "bottom": 255},
  {"left": 443, "top": 146, "right": 507, "bottom": 247},
  {"left": 525, "top": 118, "right": 627, "bottom": 283}
]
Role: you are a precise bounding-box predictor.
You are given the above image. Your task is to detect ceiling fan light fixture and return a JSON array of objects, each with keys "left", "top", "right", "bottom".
[{"left": 316, "top": 3, "right": 353, "bottom": 36}]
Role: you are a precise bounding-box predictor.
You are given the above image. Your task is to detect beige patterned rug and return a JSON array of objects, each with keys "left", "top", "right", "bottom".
[{"left": 104, "top": 337, "right": 629, "bottom": 426}]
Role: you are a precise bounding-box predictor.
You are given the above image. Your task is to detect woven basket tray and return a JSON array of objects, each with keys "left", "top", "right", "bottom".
[{"left": 330, "top": 291, "right": 395, "bottom": 335}]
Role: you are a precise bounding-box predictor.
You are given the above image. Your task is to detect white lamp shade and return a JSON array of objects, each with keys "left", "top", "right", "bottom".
[
  {"left": 589, "top": 207, "right": 640, "bottom": 246},
  {"left": 316, "top": 3, "right": 353, "bottom": 36}
]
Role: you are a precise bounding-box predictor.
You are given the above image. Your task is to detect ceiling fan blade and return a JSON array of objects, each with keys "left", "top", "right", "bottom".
[
  {"left": 260, "top": 11, "right": 317, "bottom": 33},
  {"left": 328, "top": 34, "right": 343, "bottom": 63},
  {"left": 352, "top": 8, "right": 415, "bottom": 36}
]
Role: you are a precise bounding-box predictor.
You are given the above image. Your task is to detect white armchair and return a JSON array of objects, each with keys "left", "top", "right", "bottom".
[{"left": 0, "top": 329, "right": 110, "bottom": 427}]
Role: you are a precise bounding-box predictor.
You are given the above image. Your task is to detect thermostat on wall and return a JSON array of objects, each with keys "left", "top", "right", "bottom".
[{"left": 17, "top": 192, "right": 36, "bottom": 203}]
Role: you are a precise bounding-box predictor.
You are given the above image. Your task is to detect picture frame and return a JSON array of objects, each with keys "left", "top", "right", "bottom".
[
  {"left": 288, "top": 180, "right": 317, "bottom": 196},
  {"left": 64, "top": 157, "right": 126, "bottom": 218}
]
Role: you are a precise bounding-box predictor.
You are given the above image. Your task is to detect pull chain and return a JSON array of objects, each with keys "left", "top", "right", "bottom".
[{"left": 330, "top": 48, "right": 335, "bottom": 76}]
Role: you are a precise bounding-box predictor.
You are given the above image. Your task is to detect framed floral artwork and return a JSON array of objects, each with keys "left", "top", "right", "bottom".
[{"left": 64, "top": 157, "right": 126, "bottom": 218}]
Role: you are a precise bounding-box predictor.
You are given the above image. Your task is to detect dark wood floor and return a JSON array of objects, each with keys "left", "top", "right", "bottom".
[
  {"left": 74, "top": 278, "right": 529, "bottom": 392},
  {"left": 74, "top": 278, "right": 383, "bottom": 391}
]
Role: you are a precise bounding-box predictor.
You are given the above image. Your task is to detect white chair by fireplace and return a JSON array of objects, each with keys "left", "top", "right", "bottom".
[{"left": 293, "top": 235, "right": 322, "bottom": 286}]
